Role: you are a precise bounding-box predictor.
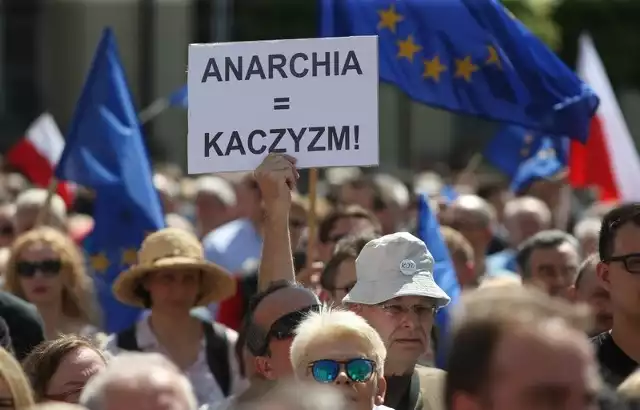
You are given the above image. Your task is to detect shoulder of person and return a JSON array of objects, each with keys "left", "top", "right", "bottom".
[
  {"left": 415, "top": 365, "right": 446, "bottom": 410},
  {"left": 0, "top": 290, "right": 39, "bottom": 318},
  {"left": 415, "top": 364, "right": 446, "bottom": 381},
  {"left": 203, "top": 219, "right": 248, "bottom": 246}
]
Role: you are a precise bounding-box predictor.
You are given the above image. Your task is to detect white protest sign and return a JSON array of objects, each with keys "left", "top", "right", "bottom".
[{"left": 187, "top": 36, "right": 379, "bottom": 174}]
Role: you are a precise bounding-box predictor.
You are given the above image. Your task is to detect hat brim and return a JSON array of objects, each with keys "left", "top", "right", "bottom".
[
  {"left": 342, "top": 272, "right": 450, "bottom": 308},
  {"left": 112, "top": 256, "right": 237, "bottom": 308}
]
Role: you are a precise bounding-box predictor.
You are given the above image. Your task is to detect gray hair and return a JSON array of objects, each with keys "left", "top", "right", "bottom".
[
  {"left": 451, "top": 194, "right": 497, "bottom": 227},
  {"left": 573, "top": 217, "right": 601, "bottom": 242},
  {"left": 574, "top": 253, "right": 600, "bottom": 289},
  {"left": 516, "top": 230, "right": 579, "bottom": 278},
  {"left": 503, "top": 196, "right": 551, "bottom": 226},
  {"left": 15, "top": 188, "right": 66, "bottom": 226},
  {"left": 79, "top": 352, "right": 197, "bottom": 410},
  {"left": 195, "top": 176, "right": 237, "bottom": 207}
]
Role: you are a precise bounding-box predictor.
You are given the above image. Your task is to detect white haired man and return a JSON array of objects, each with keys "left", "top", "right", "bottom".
[
  {"left": 14, "top": 188, "right": 67, "bottom": 235},
  {"left": 79, "top": 352, "right": 198, "bottom": 410},
  {"left": 343, "top": 233, "right": 449, "bottom": 410},
  {"left": 290, "top": 306, "right": 391, "bottom": 410}
]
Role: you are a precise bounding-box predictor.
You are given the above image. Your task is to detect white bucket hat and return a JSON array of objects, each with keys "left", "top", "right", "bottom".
[{"left": 342, "top": 232, "right": 450, "bottom": 308}]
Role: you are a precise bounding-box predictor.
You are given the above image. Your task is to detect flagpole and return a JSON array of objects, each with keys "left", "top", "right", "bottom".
[{"left": 306, "top": 168, "right": 318, "bottom": 269}]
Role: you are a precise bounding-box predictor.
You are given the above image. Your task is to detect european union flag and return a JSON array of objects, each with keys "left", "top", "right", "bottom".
[
  {"left": 168, "top": 85, "right": 187, "bottom": 108},
  {"left": 417, "top": 194, "right": 461, "bottom": 369},
  {"left": 510, "top": 137, "right": 568, "bottom": 194},
  {"left": 320, "top": 0, "right": 599, "bottom": 142},
  {"left": 55, "top": 28, "right": 165, "bottom": 333}
]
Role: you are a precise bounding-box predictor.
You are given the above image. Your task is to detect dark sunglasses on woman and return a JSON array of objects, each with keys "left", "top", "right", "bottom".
[
  {"left": 15, "top": 260, "right": 63, "bottom": 278},
  {"left": 309, "top": 358, "right": 376, "bottom": 383}
]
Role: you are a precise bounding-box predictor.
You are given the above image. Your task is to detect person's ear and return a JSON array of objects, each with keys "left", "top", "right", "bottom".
[
  {"left": 375, "top": 375, "right": 387, "bottom": 406},
  {"left": 255, "top": 356, "right": 277, "bottom": 380},
  {"left": 596, "top": 261, "right": 611, "bottom": 292}
]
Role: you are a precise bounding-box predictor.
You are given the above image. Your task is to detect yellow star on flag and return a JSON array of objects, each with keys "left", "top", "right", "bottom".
[
  {"left": 90, "top": 252, "right": 110, "bottom": 274},
  {"left": 121, "top": 248, "right": 138, "bottom": 266},
  {"left": 486, "top": 46, "right": 501, "bottom": 69},
  {"left": 397, "top": 35, "right": 422, "bottom": 62},
  {"left": 423, "top": 56, "right": 447, "bottom": 82},
  {"left": 454, "top": 56, "right": 479, "bottom": 82},
  {"left": 377, "top": 4, "right": 404, "bottom": 33}
]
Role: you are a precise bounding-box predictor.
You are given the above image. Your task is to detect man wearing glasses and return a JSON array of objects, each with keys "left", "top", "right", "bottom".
[
  {"left": 342, "top": 232, "right": 450, "bottom": 410},
  {"left": 592, "top": 203, "right": 640, "bottom": 388}
]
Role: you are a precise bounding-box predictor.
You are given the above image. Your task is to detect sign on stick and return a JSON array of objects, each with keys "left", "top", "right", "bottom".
[{"left": 187, "top": 36, "right": 379, "bottom": 174}]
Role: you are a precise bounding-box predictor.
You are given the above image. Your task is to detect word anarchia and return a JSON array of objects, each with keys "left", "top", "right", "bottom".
[
  {"left": 203, "top": 125, "right": 361, "bottom": 157},
  {"left": 200, "top": 51, "right": 363, "bottom": 83}
]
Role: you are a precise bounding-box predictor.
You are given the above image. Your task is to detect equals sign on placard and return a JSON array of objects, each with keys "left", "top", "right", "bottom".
[{"left": 273, "top": 97, "right": 290, "bottom": 110}]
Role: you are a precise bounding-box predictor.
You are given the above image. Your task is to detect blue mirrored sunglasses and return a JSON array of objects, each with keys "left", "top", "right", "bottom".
[{"left": 309, "top": 358, "right": 376, "bottom": 383}]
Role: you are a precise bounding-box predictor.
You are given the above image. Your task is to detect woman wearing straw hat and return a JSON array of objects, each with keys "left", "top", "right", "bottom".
[{"left": 105, "top": 227, "right": 243, "bottom": 408}]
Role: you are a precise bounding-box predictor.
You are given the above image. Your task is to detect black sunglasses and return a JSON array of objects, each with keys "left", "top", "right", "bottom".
[
  {"left": 15, "top": 259, "right": 63, "bottom": 278},
  {"left": 603, "top": 253, "right": 640, "bottom": 273},
  {"left": 247, "top": 304, "right": 320, "bottom": 356}
]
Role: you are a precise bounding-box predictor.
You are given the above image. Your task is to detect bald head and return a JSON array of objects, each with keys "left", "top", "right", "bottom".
[
  {"left": 503, "top": 196, "right": 551, "bottom": 246},
  {"left": 449, "top": 195, "right": 496, "bottom": 227},
  {"left": 252, "top": 284, "right": 320, "bottom": 329}
]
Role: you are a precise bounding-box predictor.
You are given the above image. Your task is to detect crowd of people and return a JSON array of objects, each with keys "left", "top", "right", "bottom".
[{"left": 0, "top": 152, "right": 638, "bottom": 410}]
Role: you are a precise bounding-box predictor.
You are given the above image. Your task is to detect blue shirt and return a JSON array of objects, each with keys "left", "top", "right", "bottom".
[{"left": 203, "top": 219, "right": 262, "bottom": 275}]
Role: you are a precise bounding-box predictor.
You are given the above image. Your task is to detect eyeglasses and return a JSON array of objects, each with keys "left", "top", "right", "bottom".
[
  {"left": 247, "top": 304, "right": 320, "bottom": 356},
  {"left": 378, "top": 303, "right": 438, "bottom": 318},
  {"left": 308, "top": 358, "right": 376, "bottom": 383},
  {"left": 15, "top": 259, "right": 62, "bottom": 278},
  {"left": 603, "top": 253, "right": 640, "bottom": 273}
]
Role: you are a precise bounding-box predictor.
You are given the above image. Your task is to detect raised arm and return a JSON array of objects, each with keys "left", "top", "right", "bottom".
[{"left": 254, "top": 154, "right": 299, "bottom": 290}]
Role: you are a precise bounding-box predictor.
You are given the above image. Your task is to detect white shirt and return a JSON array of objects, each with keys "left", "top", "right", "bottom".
[{"left": 105, "top": 317, "right": 244, "bottom": 407}]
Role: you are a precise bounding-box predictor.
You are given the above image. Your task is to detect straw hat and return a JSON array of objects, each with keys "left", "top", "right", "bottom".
[{"left": 112, "top": 228, "right": 236, "bottom": 308}]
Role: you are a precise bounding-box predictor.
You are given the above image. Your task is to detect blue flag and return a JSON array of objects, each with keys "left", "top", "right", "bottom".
[
  {"left": 55, "top": 28, "right": 165, "bottom": 333},
  {"left": 483, "top": 125, "right": 568, "bottom": 192},
  {"left": 509, "top": 137, "right": 568, "bottom": 194},
  {"left": 417, "top": 194, "right": 461, "bottom": 368},
  {"left": 168, "top": 85, "right": 187, "bottom": 108},
  {"left": 320, "top": 0, "right": 599, "bottom": 142}
]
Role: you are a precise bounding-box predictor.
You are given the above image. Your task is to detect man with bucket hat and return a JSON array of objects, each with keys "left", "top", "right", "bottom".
[
  {"left": 343, "top": 232, "right": 450, "bottom": 410},
  {"left": 105, "top": 228, "right": 243, "bottom": 407},
  {"left": 252, "top": 153, "right": 449, "bottom": 410}
]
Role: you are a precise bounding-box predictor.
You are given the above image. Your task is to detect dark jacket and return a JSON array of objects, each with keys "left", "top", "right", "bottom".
[{"left": 0, "top": 290, "right": 45, "bottom": 360}]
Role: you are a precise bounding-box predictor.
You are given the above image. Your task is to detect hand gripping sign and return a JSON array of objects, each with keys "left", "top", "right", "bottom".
[{"left": 187, "top": 36, "right": 379, "bottom": 174}]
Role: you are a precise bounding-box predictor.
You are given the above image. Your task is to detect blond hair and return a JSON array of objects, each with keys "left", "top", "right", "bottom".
[
  {"left": 0, "top": 347, "right": 35, "bottom": 409},
  {"left": 4, "top": 227, "right": 99, "bottom": 325},
  {"left": 290, "top": 305, "right": 386, "bottom": 375}
]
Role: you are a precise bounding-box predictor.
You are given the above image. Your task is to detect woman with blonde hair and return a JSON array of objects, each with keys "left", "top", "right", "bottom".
[
  {"left": 0, "top": 346, "right": 35, "bottom": 409},
  {"left": 4, "top": 226, "right": 100, "bottom": 340}
]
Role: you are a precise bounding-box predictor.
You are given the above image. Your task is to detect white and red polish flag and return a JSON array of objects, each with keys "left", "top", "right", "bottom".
[
  {"left": 4, "top": 113, "right": 74, "bottom": 206},
  {"left": 569, "top": 33, "right": 640, "bottom": 202}
]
